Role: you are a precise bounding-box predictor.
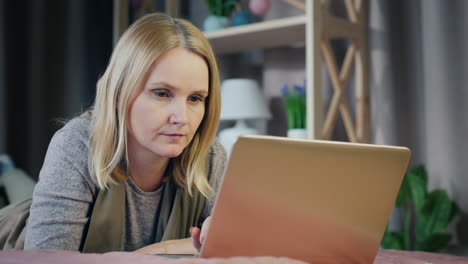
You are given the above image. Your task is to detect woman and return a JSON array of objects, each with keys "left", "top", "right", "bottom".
[{"left": 24, "top": 13, "right": 226, "bottom": 254}]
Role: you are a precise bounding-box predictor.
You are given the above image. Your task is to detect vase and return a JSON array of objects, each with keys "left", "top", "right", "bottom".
[
  {"left": 203, "top": 15, "right": 229, "bottom": 32},
  {"left": 231, "top": 10, "right": 250, "bottom": 27},
  {"left": 287, "top": 128, "right": 307, "bottom": 139},
  {"left": 249, "top": 0, "right": 271, "bottom": 16}
]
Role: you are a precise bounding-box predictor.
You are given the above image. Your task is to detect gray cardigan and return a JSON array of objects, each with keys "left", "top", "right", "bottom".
[{"left": 24, "top": 116, "right": 226, "bottom": 251}]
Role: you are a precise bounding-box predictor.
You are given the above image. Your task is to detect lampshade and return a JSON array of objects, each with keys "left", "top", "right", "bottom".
[{"left": 220, "top": 79, "right": 271, "bottom": 121}]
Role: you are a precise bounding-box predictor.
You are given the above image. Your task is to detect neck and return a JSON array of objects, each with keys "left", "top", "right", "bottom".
[{"left": 127, "top": 147, "right": 169, "bottom": 192}]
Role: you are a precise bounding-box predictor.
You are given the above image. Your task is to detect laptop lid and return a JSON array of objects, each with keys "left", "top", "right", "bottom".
[{"left": 200, "top": 135, "right": 410, "bottom": 263}]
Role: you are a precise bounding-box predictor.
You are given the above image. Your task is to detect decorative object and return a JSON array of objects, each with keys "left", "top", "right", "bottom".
[
  {"left": 281, "top": 82, "right": 307, "bottom": 139},
  {"left": 381, "top": 165, "right": 460, "bottom": 252},
  {"left": 203, "top": 0, "right": 239, "bottom": 31},
  {"left": 218, "top": 78, "right": 271, "bottom": 154},
  {"left": 249, "top": 0, "right": 271, "bottom": 16},
  {"left": 203, "top": 15, "right": 230, "bottom": 32},
  {"left": 286, "top": 128, "right": 307, "bottom": 139},
  {"left": 231, "top": 9, "right": 251, "bottom": 26}
]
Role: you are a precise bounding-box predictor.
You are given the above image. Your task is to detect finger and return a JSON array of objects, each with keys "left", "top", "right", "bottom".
[
  {"left": 190, "top": 227, "right": 202, "bottom": 251},
  {"left": 200, "top": 216, "right": 212, "bottom": 244}
]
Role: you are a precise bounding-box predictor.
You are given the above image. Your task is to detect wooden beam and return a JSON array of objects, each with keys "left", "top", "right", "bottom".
[
  {"left": 339, "top": 100, "right": 358, "bottom": 142},
  {"left": 355, "top": 2, "right": 370, "bottom": 143},
  {"left": 280, "top": 0, "right": 306, "bottom": 11},
  {"left": 306, "top": 0, "right": 323, "bottom": 139},
  {"left": 323, "top": 14, "right": 360, "bottom": 39},
  {"left": 318, "top": 0, "right": 369, "bottom": 142},
  {"left": 320, "top": 40, "right": 342, "bottom": 139},
  {"left": 354, "top": 0, "right": 363, "bottom": 14},
  {"left": 205, "top": 16, "right": 306, "bottom": 54},
  {"left": 339, "top": 43, "right": 356, "bottom": 82},
  {"left": 322, "top": 90, "right": 343, "bottom": 139},
  {"left": 320, "top": 40, "right": 341, "bottom": 91},
  {"left": 344, "top": 0, "right": 358, "bottom": 23},
  {"left": 321, "top": 40, "right": 358, "bottom": 142}
]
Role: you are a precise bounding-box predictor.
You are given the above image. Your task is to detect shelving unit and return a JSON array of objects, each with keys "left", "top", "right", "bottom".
[
  {"left": 204, "top": 0, "right": 370, "bottom": 143},
  {"left": 204, "top": 15, "right": 307, "bottom": 54},
  {"left": 113, "top": 0, "right": 370, "bottom": 143}
]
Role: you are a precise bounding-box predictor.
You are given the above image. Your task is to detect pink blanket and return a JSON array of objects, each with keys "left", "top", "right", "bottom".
[{"left": 1, "top": 249, "right": 468, "bottom": 264}]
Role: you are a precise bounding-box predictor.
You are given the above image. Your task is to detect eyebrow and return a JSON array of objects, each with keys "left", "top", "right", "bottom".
[{"left": 149, "top": 81, "right": 208, "bottom": 96}]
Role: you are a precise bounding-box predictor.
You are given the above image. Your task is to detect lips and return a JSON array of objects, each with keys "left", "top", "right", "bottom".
[
  {"left": 163, "top": 133, "right": 184, "bottom": 137},
  {"left": 162, "top": 133, "right": 185, "bottom": 140}
]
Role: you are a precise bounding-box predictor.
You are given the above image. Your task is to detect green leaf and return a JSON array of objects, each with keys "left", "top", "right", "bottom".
[
  {"left": 402, "top": 206, "right": 412, "bottom": 250},
  {"left": 390, "top": 164, "right": 460, "bottom": 253},
  {"left": 285, "top": 97, "right": 296, "bottom": 129},
  {"left": 204, "top": 0, "right": 238, "bottom": 16},
  {"left": 381, "top": 230, "right": 405, "bottom": 250},
  {"left": 284, "top": 95, "right": 306, "bottom": 129},
  {"left": 396, "top": 165, "right": 428, "bottom": 208},
  {"left": 415, "top": 217, "right": 428, "bottom": 243},
  {"left": 416, "top": 233, "right": 451, "bottom": 252},
  {"left": 421, "top": 190, "right": 453, "bottom": 235},
  {"left": 448, "top": 200, "right": 460, "bottom": 223},
  {"left": 294, "top": 97, "right": 301, "bottom": 129},
  {"left": 410, "top": 165, "right": 428, "bottom": 187},
  {"left": 396, "top": 171, "right": 410, "bottom": 207},
  {"left": 407, "top": 171, "right": 427, "bottom": 212},
  {"left": 299, "top": 96, "right": 306, "bottom": 128}
]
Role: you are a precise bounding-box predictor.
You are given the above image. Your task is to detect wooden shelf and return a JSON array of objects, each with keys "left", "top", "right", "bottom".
[{"left": 204, "top": 15, "right": 307, "bottom": 54}]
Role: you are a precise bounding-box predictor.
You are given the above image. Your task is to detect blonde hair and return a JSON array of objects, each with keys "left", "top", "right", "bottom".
[{"left": 88, "top": 13, "right": 220, "bottom": 197}]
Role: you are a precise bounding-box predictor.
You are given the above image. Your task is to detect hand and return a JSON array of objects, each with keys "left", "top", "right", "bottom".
[
  {"left": 134, "top": 238, "right": 196, "bottom": 254},
  {"left": 190, "top": 216, "right": 212, "bottom": 252}
]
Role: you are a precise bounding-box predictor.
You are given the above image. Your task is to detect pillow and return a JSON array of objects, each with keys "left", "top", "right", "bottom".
[
  {"left": 0, "top": 154, "right": 14, "bottom": 176},
  {"left": 0, "top": 155, "right": 16, "bottom": 208},
  {"left": 2, "top": 169, "right": 36, "bottom": 204}
]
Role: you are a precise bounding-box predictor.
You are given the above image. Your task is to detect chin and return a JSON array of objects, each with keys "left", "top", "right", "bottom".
[{"left": 158, "top": 148, "right": 185, "bottom": 158}]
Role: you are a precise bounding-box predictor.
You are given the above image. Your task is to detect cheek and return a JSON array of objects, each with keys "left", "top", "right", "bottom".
[
  {"left": 129, "top": 99, "right": 144, "bottom": 129},
  {"left": 191, "top": 106, "right": 206, "bottom": 129},
  {"left": 129, "top": 97, "right": 161, "bottom": 137}
]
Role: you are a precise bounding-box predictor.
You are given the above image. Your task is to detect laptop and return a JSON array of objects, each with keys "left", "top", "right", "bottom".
[{"left": 197, "top": 135, "right": 411, "bottom": 263}]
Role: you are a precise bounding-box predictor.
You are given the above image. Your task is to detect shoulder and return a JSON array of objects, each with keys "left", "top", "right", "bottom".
[
  {"left": 59, "top": 113, "right": 91, "bottom": 138},
  {"left": 200, "top": 139, "right": 227, "bottom": 218},
  {"left": 208, "top": 139, "right": 227, "bottom": 165},
  {"left": 40, "top": 113, "right": 96, "bottom": 193},
  {"left": 207, "top": 139, "right": 227, "bottom": 180},
  {"left": 207, "top": 139, "right": 227, "bottom": 190},
  {"left": 50, "top": 114, "right": 91, "bottom": 152}
]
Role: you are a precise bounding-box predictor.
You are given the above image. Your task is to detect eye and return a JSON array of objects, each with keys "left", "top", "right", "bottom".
[
  {"left": 188, "top": 95, "right": 204, "bottom": 103},
  {"left": 152, "top": 89, "right": 170, "bottom": 98}
]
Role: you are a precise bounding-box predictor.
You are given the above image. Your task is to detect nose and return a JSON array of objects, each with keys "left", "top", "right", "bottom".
[{"left": 168, "top": 100, "right": 188, "bottom": 126}]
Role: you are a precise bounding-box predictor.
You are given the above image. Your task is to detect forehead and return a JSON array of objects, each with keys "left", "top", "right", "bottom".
[{"left": 145, "top": 47, "right": 209, "bottom": 92}]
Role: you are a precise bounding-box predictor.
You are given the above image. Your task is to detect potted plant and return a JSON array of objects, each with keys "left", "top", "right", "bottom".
[
  {"left": 281, "top": 82, "right": 307, "bottom": 139},
  {"left": 203, "top": 0, "right": 239, "bottom": 32},
  {"left": 381, "top": 165, "right": 460, "bottom": 252}
]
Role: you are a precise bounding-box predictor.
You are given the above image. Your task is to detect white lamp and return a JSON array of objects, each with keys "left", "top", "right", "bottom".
[{"left": 218, "top": 78, "right": 271, "bottom": 154}]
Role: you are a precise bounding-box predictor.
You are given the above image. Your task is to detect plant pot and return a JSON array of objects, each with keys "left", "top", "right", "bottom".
[
  {"left": 203, "top": 15, "right": 229, "bottom": 32},
  {"left": 287, "top": 128, "right": 307, "bottom": 139},
  {"left": 231, "top": 10, "right": 250, "bottom": 27}
]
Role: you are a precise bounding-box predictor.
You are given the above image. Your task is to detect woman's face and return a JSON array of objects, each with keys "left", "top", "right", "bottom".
[{"left": 127, "top": 47, "right": 209, "bottom": 161}]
